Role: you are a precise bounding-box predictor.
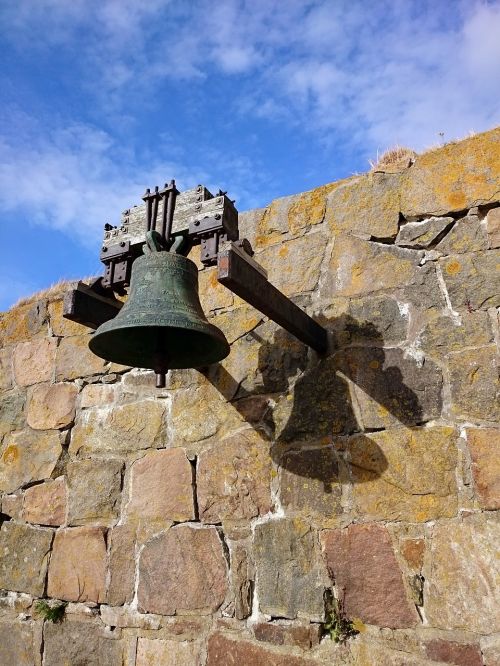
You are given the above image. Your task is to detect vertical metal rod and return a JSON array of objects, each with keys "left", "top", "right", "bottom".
[
  {"left": 143, "top": 188, "right": 152, "bottom": 231},
  {"left": 160, "top": 185, "right": 168, "bottom": 243},
  {"left": 165, "top": 179, "right": 177, "bottom": 244},
  {"left": 151, "top": 186, "right": 160, "bottom": 232},
  {"left": 156, "top": 372, "right": 166, "bottom": 388}
]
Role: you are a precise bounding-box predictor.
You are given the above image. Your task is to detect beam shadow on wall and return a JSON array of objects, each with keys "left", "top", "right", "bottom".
[{"left": 203, "top": 316, "right": 431, "bottom": 486}]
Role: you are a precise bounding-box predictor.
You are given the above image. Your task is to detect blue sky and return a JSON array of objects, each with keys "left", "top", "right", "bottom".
[{"left": 1, "top": 0, "right": 499, "bottom": 311}]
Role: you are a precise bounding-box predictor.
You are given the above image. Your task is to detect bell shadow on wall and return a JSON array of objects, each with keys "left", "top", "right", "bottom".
[{"left": 203, "top": 316, "right": 425, "bottom": 487}]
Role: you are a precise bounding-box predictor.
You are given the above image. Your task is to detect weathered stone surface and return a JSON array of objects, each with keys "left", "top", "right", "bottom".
[
  {"left": 48, "top": 298, "right": 89, "bottom": 336},
  {"left": 26, "top": 382, "right": 78, "bottom": 429},
  {"left": 349, "top": 427, "right": 457, "bottom": 522},
  {"left": 400, "top": 127, "right": 500, "bottom": 217},
  {"left": 0, "top": 347, "right": 13, "bottom": 390},
  {"left": 24, "top": 476, "right": 67, "bottom": 526},
  {"left": 279, "top": 448, "right": 342, "bottom": 524},
  {"left": 127, "top": 448, "right": 195, "bottom": 524},
  {"left": 465, "top": 428, "right": 500, "bottom": 509},
  {"left": 0, "top": 522, "right": 53, "bottom": 595},
  {"left": 44, "top": 620, "right": 124, "bottom": 666},
  {"left": 481, "top": 635, "right": 500, "bottom": 666},
  {"left": 207, "top": 632, "right": 318, "bottom": 666},
  {"left": 136, "top": 637, "right": 202, "bottom": 666},
  {"left": 0, "top": 620, "right": 36, "bottom": 666},
  {"left": 273, "top": 355, "right": 356, "bottom": 442},
  {"left": 138, "top": 525, "right": 228, "bottom": 615},
  {"left": 254, "top": 519, "right": 329, "bottom": 621},
  {"left": 47, "top": 527, "right": 107, "bottom": 603},
  {"left": 254, "top": 622, "right": 321, "bottom": 649},
  {"left": 440, "top": 251, "right": 500, "bottom": 310},
  {"left": 55, "top": 334, "right": 107, "bottom": 381},
  {"left": 13, "top": 337, "right": 57, "bottom": 386},
  {"left": 435, "top": 215, "right": 489, "bottom": 254},
  {"left": 198, "top": 266, "right": 234, "bottom": 313},
  {"left": 400, "top": 538, "right": 425, "bottom": 571},
  {"left": 69, "top": 399, "right": 167, "bottom": 454},
  {"left": 424, "top": 639, "right": 482, "bottom": 666},
  {"left": 67, "top": 458, "right": 123, "bottom": 525},
  {"left": 418, "top": 311, "right": 493, "bottom": 354},
  {"left": 257, "top": 232, "right": 327, "bottom": 297},
  {"left": 253, "top": 194, "right": 297, "bottom": 247},
  {"left": 79, "top": 382, "right": 117, "bottom": 408},
  {"left": 486, "top": 206, "right": 500, "bottom": 248},
  {"left": 229, "top": 539, "right": 254, "bottom": 620},
  {"left": 336, "top": 295, "right": 408, "bottom": 347},
  {"left": 325, "top": 172, "right": 401, "bottom": 239},
  {"left": 0, "top": 429, "right": 62, "bottom": 493},
  {"left": 425, "top": 514, "right": 500, "bottom": 632},
  {"left": 100, "top": 605, "right": 160, "bottom": 629},
  {"left": 197, "top": 432, "right": 272, "bottom": 523},
  {"left": 338, "top": 347, "right": 443, "bottom": 429},
  {"left": 0, "top": 389, "right": 25, "bottom": 440},
  {"left": 107, "top": 523, "right": 136, "bottom": 606},
  {"left": 324, "top": 235, "right": 421, "bottom": 299},
  {"left": 287, "top": 182, "right": 338, "bottom": 237},
  {"left": 210, "top": 305, "right": 263, "bottom": 345},
  {"left": 0, "top": 300, "right": 47, "bottom": 345},
  {"left": 349, "top": 640, "right": 438, "bottom": 666},
  {"left": 448, "top": 345, "right": 499, "bottom": 421},
  {"left": 1, "top": 491, "right": 23, "bottom": 519},
  {"left": 321, "top": 523, "right": 418, "bottom": 628},
  {"left": 396, "top": 216, "right": 454, "bottom": 248}
]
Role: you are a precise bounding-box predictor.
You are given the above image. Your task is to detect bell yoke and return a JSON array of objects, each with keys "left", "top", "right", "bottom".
[{"left": 63, "top": 180, "right": 328, "bottom": 387}]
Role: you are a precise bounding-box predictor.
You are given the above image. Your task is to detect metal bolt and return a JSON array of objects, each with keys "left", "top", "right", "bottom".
[
  {"left": 102, "top": 246, "right": 107, "bottom": 252},
  {"left": 194, "top": 220, "right": 200, "bottom": 226},
  {"left": 215, "top": 213, "right": 221, "bottom": 220},
  {"left": 120, "top": 241, "right": 126, "bottom": 247}
]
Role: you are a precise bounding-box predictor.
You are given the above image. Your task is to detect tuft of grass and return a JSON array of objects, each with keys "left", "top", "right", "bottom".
[
  {"left": 369, "top": 145, "right": 416, "bottom": 171},
  {"left": 34, "top": 600, "right": 67, "bottom": 623},
  {"left": 322, "top": 592, "right": 358, "bottom": 643}
]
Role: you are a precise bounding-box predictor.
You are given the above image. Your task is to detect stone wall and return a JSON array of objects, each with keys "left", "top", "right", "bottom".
[{"left": 0, "top": 128, "right": 499, "bottom": 666}]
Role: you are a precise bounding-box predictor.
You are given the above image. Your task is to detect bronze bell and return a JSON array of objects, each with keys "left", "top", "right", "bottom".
[{"left": 89, "top": 251, "right": 230, "bottom": 381}]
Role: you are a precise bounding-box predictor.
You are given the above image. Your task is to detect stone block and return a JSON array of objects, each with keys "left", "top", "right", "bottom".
[
  {"left": 257, "top": 232, "right": 327, "bottom": 297},
  {"left": 138, "top": 525, "right": 228, "bottom": 615},
  {"left": 253, "top": 195, "right": 294, "bottom": 248},
  {"left": 400, "top": 538, "right": 425, "bottom": 571},
  {"left": 396, "top": 216, "right": 454, "bottom": 248},
  {"left": 486, "top": 206, "right": 500, "bottom": 248},
  {"left": 48, "top": 298, "right": 88, "bottom": 336},
  {"left": 321, "top": 523, "right": 418, "bottom": 628},
  {"left": 0, "top": 522, "right": 53, "bottom": 595},
  {"left": 197, "top": 432, "right": 272, "bottom": 523},
  {"left": 0, "top": 620, "right": 36, "bottom": 666},
  {"left": 67, "top": 458, "right": 123, "bottom": 525},
  {"left": 100, "top": 605, "right": 160, "bottom": 629},
  {"left": 47, "top": 527, "right": 107, "bottom": 603},
  {"left": 69, "top": 399, "right": 167, "bottom": 454},
  {"left": 287, "top": 182, "right": 338, "bottom": 236},
  {"left": 1, "top": 491, "right": 23, "bottom": 519},
  {"left": 417, "top": 311, "right": 493, "bottom": 355},
  {"left": 348, "top": 426, "right": 458, "bottom": 522},
  {"left": 79, "top": 382, "right": 117, "bottom": 408},
  {"left": 43, "top": 620, "right": 124, "bottom": 666},
  {"left": 136, "top": 638, "right": 202, "bottom": 666},
  {"left": 481, "top": 635, "right": 500, "bottom": 666},
  {"left": 228, "top": 539, "right": 254, "bottom": 620},
  {"left": 337, "top": 295, "right": 408, "bottom": 347},
  {"left": 127, "top": 448, "right": 195, "bottom": 524},
  {"left": 400, "top": 127, "right": 500, "bottom": 217},
  {"left": 0, "top": 429, "right": 62, "bottom": 494},
  {"left": 55, "top": 334, "right": 107, "bottom": 381},
  {"left": 273, "top": 354, "right": 356, "bottom": 442},
  {"left": 448, "top": 345, "right": 499, "bottom": 421},
  {"left": 0, "top": 300, "right": 47, "bottom": 345},
  {"left": 198, "top": 266, "right": 234, "bottom": 313},
  {"left": 107, "top": 523, "right": 136, "bottom": 606},
  {"left": 0, "top": 389, "right": 26, "bottom": 441},
  {"left": 24, "top": 476, "right": 67, "bottom": 526},
  {"left": 425, "top": 514, "right": 500, "bottom": 633},
  {"left": 254, "top": 518, "right": 329, "bottom": 621},
  {"left": 207, "top": 632, "right": 318, "bottom": 666},
  {"left": 13, "top": 337, "right": 57, "bottom": 386},
  {"left": 279, "top": 448, "right": 343, "bottom": 525},
  {"left": 0, "top": 347, "right": 13, "bottom": 390},
  {"left": 338, "top": 347, "right": 443, "bottom": 429},
  {"left": 440, "top": 251, "right": 500, "bottom": 311},
  {"left": 253, "top": 622, "right": 321, "bottom": 649},
  {"left": 424, "top": 639, "right": 482, "bottom": 666},
  {"left": 325, "top": 172, "right": 401, "bottom": 239},
  {"left": 466, "top": 428, "right": 500, "bottom": 509},
  {"left": 323, "top": 235, "right": 421, "bottom": 299},
  {"left": 26, "top": 382, "right": 78, "bottom": 430},
  {"left": 435, "top": 214, "right": 489, "bottom": 254}
]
